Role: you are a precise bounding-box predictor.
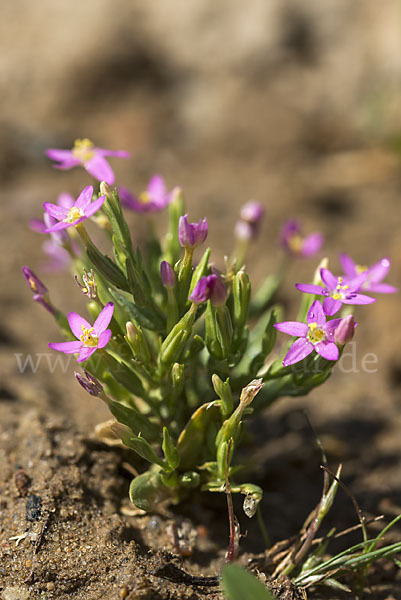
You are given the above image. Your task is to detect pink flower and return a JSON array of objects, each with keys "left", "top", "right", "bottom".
[
  {"left": 46, "top": 138, "right": 129, "bottom": 184},
  {"left": 280, "top": 220, "right": 323, "bottom": 258},
  {"left": 119, "top": 175, "right": 175, "bottom": 213},
  {"left": 274, "top": 300, "right": 342, "bottom": 366},
  {"left": 295, "top": 268, "right": 376, "bottom": 316},
  {"left": 49, "top": 302, "right": 114, "bottom": 363},
  {"left": 340, "top": 254, "right": 397, "bottom": 294},
  {"left": 178, "top": 214, "right": 208, "bottom": 249},
  {"left": 43, "top": 186, "right": 105, "bottom": 232}
]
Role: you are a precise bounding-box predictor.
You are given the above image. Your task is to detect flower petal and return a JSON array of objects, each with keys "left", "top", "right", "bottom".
[
  {"left": 147, "top": 174, "right": 165, "bottom": 200},
  {"left": 339, "top": 253, "right": 357, "bottom": 278},
  {"left": 85, "top": 155, "right": 114, "bottom": 184},
  {"left": 57, "top": 193, "right": 75, "bottom": 209},
  {"left": 295, "top": 283, "right": 327, "bottom": 295},
  {"left": 43, "top": 203, "right": 69, "bottom": 220},
  {"left": 342, "top": 293, "right": 376, "bottom": 305},
  {"left": 97, "top": 329, "right": 112, "bottom": 348},
  {"left": 97, "top": 148, "right": 130, "bottom": 158},
  {"left": 323, "top": 297, "right": 342, "bottom": 316},
  {"left": 68, "top": 312, "right": 92, "bottom": 339},
  {"left": 75, "top": 185, "right": 94, "bottom": 209},
  {"left": 315, "top": 341, "right": 339, "bottom": 361},
  {"left": 83, "top": 196, "right": 106, "bottom": 219},
  {"left": 46, "top": 149, "right": 75, "bottom": 161},
  {"left": 44, "top": 221, "right": 71, "bottom": 233},
  {"left": 30, "top": 218, "right": 46, "bottom": 233},
  {"left": 366, "top": 282, "right": 397, "bottom": 294},
  {"left": 367, "top": 258, "right": 391, "bottom": 284},
  {"left": 48, "top": 341, "right": 82, "bottom": 354},
  {"left": 301, "top": 233, "right": 323, "bottom": 256},
  {"left": 320, "top": 268, "right": 338, "bottom": 290},
  {"left": 77, "top": 346, "right": 97, "bottom": 363},
  {"left": 53, "top": 160, "right": 81, "bottom": 170},
  {"left": 283, "top": 338, "right": 314, "bottom": 367},
  {"left": 274, "top": 321, "right": 308, "bottom": 337},
  {"left": 93, "top": 302, "right": 114, "bottom": 334},
  {"left": 323, "top": 318, "right": 343, "bottom": 341},
  {"left": 347, "top": 272, "right": 368, "bottom": 292},
  {"left": 307, "top": 300, "right": 326, "bottom": 326}
]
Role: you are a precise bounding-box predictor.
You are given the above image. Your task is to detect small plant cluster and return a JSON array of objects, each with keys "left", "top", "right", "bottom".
[{"left": 23, "top": 138, "right": 397, "bottom": 518}]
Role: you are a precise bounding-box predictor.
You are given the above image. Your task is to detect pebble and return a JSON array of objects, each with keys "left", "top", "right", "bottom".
[{"left": 2, "top": 587, "right": 30, "bottom": 600}]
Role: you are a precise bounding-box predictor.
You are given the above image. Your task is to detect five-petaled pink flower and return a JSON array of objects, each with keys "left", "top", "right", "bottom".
[
  {"left": 119, "top": 175, "right": 175, "bottom": 213},
  {"left": 280, "top": 220, "right": 323, "bottom": 258},
  {"left": 340, "top": 254, "right": 397, "bottom": 294},
  {"left": 43, "top": 185, "right": 105, "bottom": 232},
  {"left": 46, "top": 138, "right": 129, "bottom": 185},
  {"left": 295, "top": 268, "right": 376, "bottom": 316},
  {"left": 275, "top": 300, "right": 343, "bottom": 366},
  {"left": 49, "top": 302, "right": 114, "bottom": 362}
]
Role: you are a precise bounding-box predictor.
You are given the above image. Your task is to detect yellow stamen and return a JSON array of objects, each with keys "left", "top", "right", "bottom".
[
  {"left": 72, "top": 138, "right": 95, "bottom": 163},
  {"left": 356, "top": 264, "right": 368, "bottom": 275},
  {"left": 28, "top": 278, "right": 37, "bottom": 292},
  {"left": 79, "top": 325, "right": 98, "bottom": 347},
  {"left": 288, "top": 233, "right": 304, "bottom": 253},
  {"left": 307, "top": 322, "right": 326, "bottom": 344},
  {"left": 139, "top": 191, "right": 151, "bottom": 204},
  {"left": 64, "top": 206, "right": 84, "bottom": 224}
]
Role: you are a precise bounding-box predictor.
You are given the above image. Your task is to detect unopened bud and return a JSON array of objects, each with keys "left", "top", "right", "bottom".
[
  {"left": 75, "top": 369, "right": 103, "bottom": 397},
  {"left": 160, "top": 260, "right": 176, "bottom": 288},
  {"left": 178, "top": 214, "right": 208, "bottom": 249},
  {"left": 240, "top": 378, "right": 263, "bottom": 407},
  {"left": 234, "top": 220, "right": 253, "bottom": 241},
  {"left": 189, "top": 274, "right": 227, "bottom": 306},
  {"left": 100, "top": 181, "right": 112, "bottom": 197},
  {"left": 240, "top": 201, "right": 264, "bottom": 225},
  {"left": 22, "top": 266, "right": 48, "bottom": 296},
  {"left": 334, "top": 315, "right": 357, "bottom": 344}
]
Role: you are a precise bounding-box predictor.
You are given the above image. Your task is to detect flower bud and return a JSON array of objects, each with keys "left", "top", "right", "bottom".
[
  {"left": 22, "top": 266, "right": 48, "bottom": 296},
  {"left": 234, "top": 220, "right": 253, "bottom": 241},
  {"left": 160, "top": 260, "right": 176, "bottom": 288},
  {"left": 178, "top": 214, "right": 208, "bottom": 249},
  {"left": 100, "top": 181, "right": 112, "bottom": 197},
  {"left": 75, "top": 369, "right": 103, "bottom": 397},
  {"left": 240, "top": 201, "right": 264, "bottom": 225},
  {"left": 189, "top": 274, "right": 227, "bottom": 306},
  {"left": 239, "top": 378, "right": 263, "bottom": 407},
  {"left": 334, "top": 315, "right": 357, "bottom": 344}
]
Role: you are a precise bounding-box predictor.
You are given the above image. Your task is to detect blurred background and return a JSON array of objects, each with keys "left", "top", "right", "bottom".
[{"left": 1, "top": 0, "right": 401, "bottom": 522}]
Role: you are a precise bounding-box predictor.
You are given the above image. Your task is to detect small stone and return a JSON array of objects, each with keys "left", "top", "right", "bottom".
[
  {"left": 14, "top": 470, "right": 31, "bottom": 497},
  {"left": 25, "top": 493, "right": 42, "bottom": 522},
  {"left": 2, "top": 586, "right": 30, "bottom": 600},
  {"left": 46, "top": 582, "right": 55, "bottom": 591}
]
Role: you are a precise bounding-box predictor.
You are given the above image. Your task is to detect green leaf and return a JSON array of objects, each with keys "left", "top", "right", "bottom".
[
  {"left": 189, "top": 247, "right": 211, "bottom": 296},
  {"left": 107, "top": 399, "right": 160, "bottom": 442},
  {"left": 162, "top": 426, "right": 180, "bottom": 470},
  {"left": 86, "top": 245, "right": 129, "bottom": 291},
  {"left": 108, "top": 287, "right": 165, "bottom": 332},
  {"left": 129, "top": 471, "right": 171, "bottom": 512},
  {"left": 221, "top": 564, "right": 276, "bottom": 600}
]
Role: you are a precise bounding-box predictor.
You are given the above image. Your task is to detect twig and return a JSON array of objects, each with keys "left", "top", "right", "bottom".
[{"left": 225, "top": 438, "right": 238, "bottom": 562}]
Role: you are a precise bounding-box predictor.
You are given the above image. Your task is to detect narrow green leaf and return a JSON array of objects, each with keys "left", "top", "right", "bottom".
[{"left": 221, "top": 564, "right": 276, "bottom": 600}]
